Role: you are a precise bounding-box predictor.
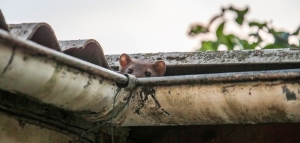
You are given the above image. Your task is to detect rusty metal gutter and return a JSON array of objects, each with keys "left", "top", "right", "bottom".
[
  {"left": 0, "top": 29, "right": 130, "bottom": 123},
  {"left": 118, "top": 69, "right": 300, "bottom": 126},
  {"left": 1, "top": 27, "right": 300, "bottom": 126}
]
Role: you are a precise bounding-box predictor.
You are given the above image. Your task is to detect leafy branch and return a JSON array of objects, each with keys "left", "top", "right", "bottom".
[{"left": 188, "top": 5, "right": 300, "bottom": 51}]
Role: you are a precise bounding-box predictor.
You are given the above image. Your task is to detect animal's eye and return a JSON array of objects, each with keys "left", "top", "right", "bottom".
[
  {"left": 145, "top": 71, "right": 151, "bottom": 77},
  {"left": 127, "top": 69, "right": 132, "bottom": 74}
]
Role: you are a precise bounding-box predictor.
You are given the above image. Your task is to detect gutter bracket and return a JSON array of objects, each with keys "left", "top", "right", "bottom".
[
  {"left": 120, "top": 74, "right": 137, "bottom": 102},
  {"left": 106, "top": 74, "right": 136, "bottom": 124}
]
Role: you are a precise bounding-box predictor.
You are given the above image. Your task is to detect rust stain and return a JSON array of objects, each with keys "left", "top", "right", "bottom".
[
  {"left": 18, "top": 120, "right": 25, "bottom": 129},
  {"left": 282, "top": 85, "right": 297, "bottom": 101},
  {"left": 134, "top": 87, "right": 156, "bottom": 115},
  {"left": 83, "top": 81, "right": 91, "bottom": 88},
  {"left": 268, "top": 106, "right": 287, "bottom": 121},
  {"left": 221, "top": 84, "right": 236, "bottom": 94},
  {"left": 133, "top": 86, "right": 170, "bottom": 119}
]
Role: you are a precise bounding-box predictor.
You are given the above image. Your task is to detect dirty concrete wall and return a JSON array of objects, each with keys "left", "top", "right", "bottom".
[
  {"left": 2, "top": 106, "right": 300, "bottom": 143},
  {"left": 0, "top": 111, "right": 76, "bottom": 143},
  {"left": 0, "top": 90, "right": 99, "bottom": 143}
]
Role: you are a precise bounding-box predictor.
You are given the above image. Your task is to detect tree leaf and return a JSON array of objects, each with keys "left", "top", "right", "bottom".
[
  {"left": 208, "top": 15, "right": 222, "bottom": 27},
  {"left": 235, "top": 16, "right": 244, "bottom": 25},
  {"left": 269, "top": 28, "right": 290, "bottom": 44},
  {"left": 249, "top": 32, "right": 262, "bottom": 43},
  {"left": 200, "top": 41, "right": 217, "bottom": 51},
  {"left": 249, "top": 33, "right": 258, "bottom": 37},
  {"left": 249, "top": 22, "right": 266, "bottom": 29},
  {"left": 248, "top": 42, "right": 259, "bottom": 50},
  {"left": 189, "top": 24, "right": 209, "bottom": 36},
  {"left": 229, "top": 6, "right": 249, "bottom": 25},
  {"left": 221, "top": 7, "right": 227, "bottom": 14},
  {"left": 275, "top": 32, "right": 290, "bottom": 44},
  {"left": 263, "top": 43, "right": 290, "bottom": 49},
  {"left": 216, "top": 22, "right": 235, "bottom": 49},
  {"left": 263, "top": 44, "right": 275, "bottom": 49},
  {"left": 233, "top": 37, "right": 245, "bottom": 50},
  {"left": 192, "top": 5, "right": 299, "bottom": 52},
  {"left": 292, "top": 25, "right": 300, "bottom": 35},
  {"left": 225, "top": 34, "right": 237, "bottom": 50},
  {"left": 216, "top": 22, "right": 225, "bottom": 39}
]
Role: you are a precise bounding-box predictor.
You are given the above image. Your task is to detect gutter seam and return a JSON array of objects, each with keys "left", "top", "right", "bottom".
[
  {"left": 79, "top": 75, "right": 137, "bottom": 138},
  {"left": 113, "top": 74, "right": 137, "bottom": 118}
]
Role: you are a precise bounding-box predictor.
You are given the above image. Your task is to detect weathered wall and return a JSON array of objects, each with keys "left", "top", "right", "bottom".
[
  {"left": 0, "top": 90, "right": 99, "bottom": 143},
  {"left": 0, "top": 111, "right": 75, "bottom": 143}
]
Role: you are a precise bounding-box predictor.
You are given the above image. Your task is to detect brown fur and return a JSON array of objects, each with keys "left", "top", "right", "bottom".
[{"left": 119, "top": 53, "right": 166, "bottom": 77}]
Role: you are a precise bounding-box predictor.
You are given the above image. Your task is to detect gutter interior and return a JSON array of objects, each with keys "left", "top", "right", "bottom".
[
  {"left": 110, "top": 62, "right": 300, "bottom": 76},
  {"left": 163, "top": 63, "right": 300, "bottom": 76}
]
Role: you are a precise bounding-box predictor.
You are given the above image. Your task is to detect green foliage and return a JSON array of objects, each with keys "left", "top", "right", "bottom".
[
  {"left": 189, "top": 5, "right": 300, "bottom": 51},
  {"left": 229, "top": 6, "right": 249, "bottom": 25},
  {"left": 189, "top": 25, "right": 209, "bottom": 36}
]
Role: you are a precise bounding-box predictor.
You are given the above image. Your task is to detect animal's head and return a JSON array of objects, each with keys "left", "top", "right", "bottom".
[{"left": 119, "top": 53, "right": 166, "bottom": 77}]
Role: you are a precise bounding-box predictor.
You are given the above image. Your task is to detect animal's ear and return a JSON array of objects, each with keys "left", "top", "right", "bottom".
[
  {"left": 153, "top": 61, "right": 166, "bottom": 76},
  {"left": 119, "top": 53, "right": 132, "bottom": 67}
]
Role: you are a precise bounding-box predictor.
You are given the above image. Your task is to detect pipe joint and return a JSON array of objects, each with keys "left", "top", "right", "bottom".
[{"left": 121, "top": 74, "right": 137, "bottom": 102}]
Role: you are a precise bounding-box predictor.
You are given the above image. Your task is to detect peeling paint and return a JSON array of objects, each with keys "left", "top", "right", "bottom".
[{"left": 0, "top": 33, "right": 126, "bottom": 122}]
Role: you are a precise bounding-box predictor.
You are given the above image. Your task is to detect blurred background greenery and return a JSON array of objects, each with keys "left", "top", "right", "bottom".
[{"left": 188, "top": 5, "right": 300, "bottom": 51}]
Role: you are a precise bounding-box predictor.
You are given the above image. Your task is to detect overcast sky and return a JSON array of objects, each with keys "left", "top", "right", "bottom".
[{"left": 1, "top": 0, "right": 299, "bottom": 54}]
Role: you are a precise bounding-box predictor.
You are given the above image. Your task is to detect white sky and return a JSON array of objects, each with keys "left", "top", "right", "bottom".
[{"left": 1, "top": 0, "right": 299, "bottom": 54}]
